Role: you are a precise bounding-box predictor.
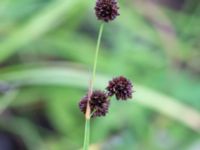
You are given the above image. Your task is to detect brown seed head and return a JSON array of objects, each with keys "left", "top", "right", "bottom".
[
  {"left": 106, "top": 76, "right": 133, "bottom": 100},
  {"left": 95, "top": 0, "right": 120, "bottom": 22},
  {"left": 79, "top": 90, "right": 110, "bottom": 118}
]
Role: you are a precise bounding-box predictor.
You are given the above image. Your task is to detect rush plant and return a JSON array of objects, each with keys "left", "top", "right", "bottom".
[{"left": 78, "top": 1, "right": 133, "bottom": 149}]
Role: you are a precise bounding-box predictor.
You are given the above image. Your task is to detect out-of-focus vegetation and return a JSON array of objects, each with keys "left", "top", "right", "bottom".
[{"left": 0, "top": 0, "right": 200, "bottom": 150}]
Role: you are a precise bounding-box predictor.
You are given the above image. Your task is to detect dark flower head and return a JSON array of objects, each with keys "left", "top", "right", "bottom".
[
  {"left": 79, "top": 90, "right": 110, "bottom": 118},
  {"left": 95, "top": 0, "right": 120, "bottom": 22},
  {"left": 106, "top": 76, "right": 133, "bottom": 100}
]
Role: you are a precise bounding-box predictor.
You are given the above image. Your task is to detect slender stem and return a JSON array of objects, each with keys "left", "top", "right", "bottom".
[
  {"left": 90, "top": 109, "right": 96, "bottom": 118},
  {"left": 83, "top": 23, "right": 104, "bottom": 150},
  {"left": 83, "top": 119, "right": 90, "bottom": 150},
  {"left": 91, "top": 23, "right": 104, "bottom": 91}
]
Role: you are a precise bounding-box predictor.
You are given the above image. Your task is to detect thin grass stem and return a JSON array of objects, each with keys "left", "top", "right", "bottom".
[
  {"left": 83, "top": 23, "right": 104, "bottom": 150},
  {"left": 91, "top": 23, "right": 104, "bottom": 91}
]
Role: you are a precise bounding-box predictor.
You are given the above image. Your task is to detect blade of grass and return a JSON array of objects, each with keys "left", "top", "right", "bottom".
[
  {"left": 0, "top": 65, "right": 200, "bottom": 133},
  {"left": 0, "top": 0, "right": 88, "bottom": 62},
  {"left": 0, "top": 89, "right": 19, "bottom": 114}
]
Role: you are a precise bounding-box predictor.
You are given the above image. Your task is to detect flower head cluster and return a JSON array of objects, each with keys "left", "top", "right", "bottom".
[
  {"left": 78, "top": 0, "right": 127, "bottom": 119},
  {"left": 95, "top": 0, "right": 120, "bottom": 22},
  {"left": 107, "top": 76, "right": 133, "bottom": 100},
  {"left": 79, "top": 76, "right": 133, "bottom": 118},
  {"left": 79, "top": 90, "right": 110, "bottom": 117}
]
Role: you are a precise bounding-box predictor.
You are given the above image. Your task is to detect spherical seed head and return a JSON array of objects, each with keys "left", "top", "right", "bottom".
[
  {"left": 79, "top": 90, "right": 110, "bottom": 118},
  {"left": 95, "top": 0, "right": 120, "bottom": 22},
  {"left": 106, "top": 76, "right": 133, "bottom": 100}
]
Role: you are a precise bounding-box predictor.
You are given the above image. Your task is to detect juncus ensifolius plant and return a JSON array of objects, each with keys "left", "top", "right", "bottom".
[{"left": 78, "top": 1, "right": 134, "bottom": 149}]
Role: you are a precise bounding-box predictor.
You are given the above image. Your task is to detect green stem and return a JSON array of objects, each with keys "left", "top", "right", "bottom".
[
  {"left": 91, "top": 23, "right": 104, "bottom": 91},
  {"left": 90, "top": 109, "right": 96, "bottom": 118},
  {"left": 83, "top": 119, "right": 90, "bottom": 150},
  {"left": 82, "top": 23, "right": 104, "bottom": 150}
]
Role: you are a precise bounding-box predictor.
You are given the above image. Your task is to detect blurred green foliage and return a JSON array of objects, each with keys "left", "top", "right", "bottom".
[{"left": 0, "top": 0, "right": 200, "bottom": 150}]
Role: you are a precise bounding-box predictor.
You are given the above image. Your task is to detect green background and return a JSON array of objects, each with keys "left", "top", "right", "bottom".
[{"left": 0, "top": 0, "right": 200, "bottom": 150}]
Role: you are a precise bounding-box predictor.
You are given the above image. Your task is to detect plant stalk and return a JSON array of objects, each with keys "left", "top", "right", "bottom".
[
  {"left": 83, "top": 23, "right": 104, "bottom": 150},
  {"left": 83, "top": 119, "right": 90, "bottom": 150},
  {"left": 91, "top": 23, "right": 104, "bottom": 91}
]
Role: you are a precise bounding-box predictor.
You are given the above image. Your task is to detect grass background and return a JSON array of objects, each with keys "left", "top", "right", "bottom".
[{"left": 0, "top": 0, "right": 200, "bottom": 150}]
